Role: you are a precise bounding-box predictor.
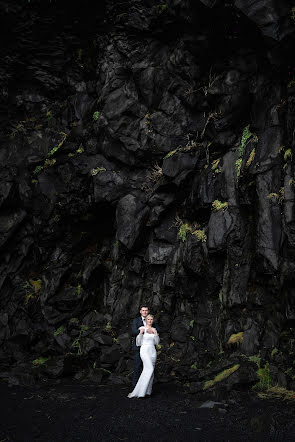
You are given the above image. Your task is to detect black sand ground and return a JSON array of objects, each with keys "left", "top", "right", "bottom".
[{"left": 0, "top": 381, "right": 295, "bottom": 442}]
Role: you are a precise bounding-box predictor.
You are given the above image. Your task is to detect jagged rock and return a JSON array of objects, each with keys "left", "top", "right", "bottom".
[
  {"left": 100, "top": 346, "right": 122, "bottom": 365},
  {"left": 116, "top": 194, "right": 149, "bottom": 249},
  {"left": 2, "top": 0, "right": 295, "bottom": 388}
]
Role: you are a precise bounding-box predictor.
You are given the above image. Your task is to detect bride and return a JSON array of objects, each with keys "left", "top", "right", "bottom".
[{"left": 128, "top": 314, "right": 160, "bottom": 398}]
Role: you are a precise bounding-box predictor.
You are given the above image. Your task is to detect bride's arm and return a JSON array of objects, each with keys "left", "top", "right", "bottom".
[
  {"left": 136, "top": 327, "right": 145, "bottom": 346},
  {"left": 154, "top": 334, "right": 160, "bottom": 346}
]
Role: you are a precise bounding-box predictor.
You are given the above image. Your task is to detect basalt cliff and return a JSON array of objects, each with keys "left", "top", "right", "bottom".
[{"left": 2, "top": 0, "right": 295, "bottom": 393}]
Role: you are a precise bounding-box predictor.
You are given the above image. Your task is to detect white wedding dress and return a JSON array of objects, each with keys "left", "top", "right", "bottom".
[{"left": 128, "top": 329, "right": 159, "bottom": 398}]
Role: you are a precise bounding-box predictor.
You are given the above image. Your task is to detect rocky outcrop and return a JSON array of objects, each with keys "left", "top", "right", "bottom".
[{"left": 1, "top": 0, "right": 295, "bottom": 391}]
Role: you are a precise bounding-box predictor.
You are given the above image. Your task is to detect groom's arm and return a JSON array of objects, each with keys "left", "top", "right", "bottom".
[{"left": 131, "top": 318, "right": 140, "bottom": 337}]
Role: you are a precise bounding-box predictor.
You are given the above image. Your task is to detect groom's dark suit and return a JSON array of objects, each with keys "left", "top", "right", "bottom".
[{"left": 131, "top": 316, "right": 160, "bottom": 388}]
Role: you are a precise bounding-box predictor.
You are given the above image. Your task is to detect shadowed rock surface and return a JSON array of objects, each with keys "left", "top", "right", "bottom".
[{"left": 2, "top": 0, "right": 295, "bottom": 395}]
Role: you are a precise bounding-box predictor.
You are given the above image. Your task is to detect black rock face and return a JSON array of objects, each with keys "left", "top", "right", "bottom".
[{"left": 2, "top": 0, "right": 295, "bottom": 391}]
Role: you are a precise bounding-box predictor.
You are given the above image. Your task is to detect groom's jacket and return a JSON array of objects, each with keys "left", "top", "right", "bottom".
[{"left": 131, "top": 317, "right": 160, "bottom": 351}]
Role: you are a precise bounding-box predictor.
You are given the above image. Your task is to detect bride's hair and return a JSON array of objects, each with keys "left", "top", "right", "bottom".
[{"left": 146, "top": 314, "right": 154, "bottom": 320}]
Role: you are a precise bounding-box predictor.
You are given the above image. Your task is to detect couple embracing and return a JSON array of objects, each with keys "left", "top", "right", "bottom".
[{"left": 128, "top": 305, "right": 160, "bottom": 398}]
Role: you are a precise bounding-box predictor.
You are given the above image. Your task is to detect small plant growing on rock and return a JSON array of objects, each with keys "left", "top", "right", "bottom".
[
  {"left": 235, "top": 125, "right": 257, "bottom": 178},
  {"left": 76, "top": 283, "right": 82, "bottom": 296},
  {"left": 91, "top": 167, "right": 106, "bottom": 176},
  {"left": 76, "top": 145, "right": 84, "bottom": 154},
  {"left": 284, "top": 148, "right": 292, "bottom": 161},
  {"left": 252, "top": 363, "right": 271, "bottom": 391},
  {"left": 53, "top": 325, "right": 64, "bottom": 337},
  {"left": 257, "top": 386, "right": 295, "bottom": 401},
  {"left": 178, "top": 223, "right": 192, "bottom": 242},
  {"left": 47, "top": 132, "right": 67, "bottom": 158},
  {"left": 148, "top": 164, "right": 163, "bottom": 182},
  {"left": 33, "top": 165, "right": 44, "bottom": 175},
  {"left": 211, "top": 158, "right": 220, "bottom": 171},
  {"left": 72, "top": 338, "right": 82, "bottom": 355},
  {"left": 164, "top": 149, "right": 178, "bottom": 159},
  {"left": 191, "top": 361, "right": 197, "bottom": 369},
  {"left": 267, "top": 188, "right": 284, "bottom": 204},
  {"left": 212, "top": 200, "right": 228, "bottom": 212},
  {"left": 44, "top": 158, "right": 56, "bottom": 168},
  {"left": 32, "top": 356, "right": 50, "bottom": 366},
  {"left": 246, "top": 148, "right": 256, "bottom": 167},
  {"left": 105, "top": 321, "right": 112, "bottom": 332},
  {"left": 93, "top": 111, "right": 100, "bottom": 121},
  {"left": 157, "top": 4, "right": 168, "bottom": 14},
  {"left": 192, "top": 229, "right": 207, "bottom": 242}
]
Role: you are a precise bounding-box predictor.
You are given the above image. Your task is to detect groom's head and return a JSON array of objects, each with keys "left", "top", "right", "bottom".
[{"left": 140, "top": 305, "right": 149, "bottom": 318}]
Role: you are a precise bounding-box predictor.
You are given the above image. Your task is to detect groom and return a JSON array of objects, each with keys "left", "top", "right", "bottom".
[{"left": 131, "top": 305, "right": 160, "bottom": 388}]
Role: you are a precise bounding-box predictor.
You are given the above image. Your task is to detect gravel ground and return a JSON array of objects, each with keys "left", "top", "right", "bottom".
[{"left": 0, "top": 381, "right": 295, "bottom": 441}]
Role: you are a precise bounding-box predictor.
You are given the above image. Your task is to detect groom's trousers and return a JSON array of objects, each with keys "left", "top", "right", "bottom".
[{"left": 132, "top": 349, "right": 143, "bottom": 388}]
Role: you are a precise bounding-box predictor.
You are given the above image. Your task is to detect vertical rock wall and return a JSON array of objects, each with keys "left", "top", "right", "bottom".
[{"left": 1, "top": 0, "right": 295, "bottom": 389}]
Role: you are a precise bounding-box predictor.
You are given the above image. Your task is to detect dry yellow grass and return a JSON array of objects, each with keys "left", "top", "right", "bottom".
[{"left": 258, "top": 386, "right": 295, "bottom": 401}]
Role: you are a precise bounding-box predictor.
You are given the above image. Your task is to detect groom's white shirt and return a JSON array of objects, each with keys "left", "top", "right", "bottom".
[{"left": 141, "top": 316, "right": 146, "bottom": 326}]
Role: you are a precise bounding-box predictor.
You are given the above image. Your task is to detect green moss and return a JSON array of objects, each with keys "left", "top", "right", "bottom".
[
  {"left": 271, "top": 347, "right": 278, "bottom": 358},
  {"left": 191, "top": 361, "right": 197, "bottom": 369},
  {"left": 203, "top": 364, "right": 240, "bottom": 390},
  {"left": 190, "top": 320, "right": 194, "bottom": 328}
]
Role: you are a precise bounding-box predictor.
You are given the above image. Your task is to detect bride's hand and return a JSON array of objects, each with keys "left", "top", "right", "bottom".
[
  {"left": 151, "top": 327, "right": 157, "bottom": 335},
  {"left": 139, "top": 327, "right": 145, "bottom": 334}
]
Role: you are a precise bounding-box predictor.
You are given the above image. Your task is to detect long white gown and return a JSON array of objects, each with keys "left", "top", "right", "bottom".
[{"left": 128, "top": 329, "right": 159, "bottom": 398}]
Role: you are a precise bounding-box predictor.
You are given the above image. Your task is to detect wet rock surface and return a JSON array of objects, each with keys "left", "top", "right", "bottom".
[{"left": 2, "top": 0, "right": 295, "bottom": 397}]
